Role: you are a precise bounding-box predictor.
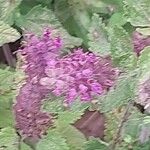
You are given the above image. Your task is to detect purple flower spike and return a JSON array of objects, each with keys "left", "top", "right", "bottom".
[
  {"left": 14, "top": 29, "right": 63, "bottom": 140},
  {"left": 41, "top": 49, "right": 118, "bottom": 104}
]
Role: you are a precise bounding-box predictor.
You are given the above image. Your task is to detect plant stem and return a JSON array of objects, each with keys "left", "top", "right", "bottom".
[
  {"left": 110, "top": 100, "right": 133, "bottom": 150},
  {"left": 17, "top": 134, "right": 21, "bottom": 150}
]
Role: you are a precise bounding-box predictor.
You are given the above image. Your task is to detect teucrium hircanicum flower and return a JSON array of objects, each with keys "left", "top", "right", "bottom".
[
  {"left": 14, "top": 29, "right": 62, "bottom": 140},
  {"left": 40, "top": 49, "right": 118, "bottom": 104}
]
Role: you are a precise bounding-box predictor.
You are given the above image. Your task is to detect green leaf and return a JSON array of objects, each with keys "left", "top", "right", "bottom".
[
  {"left": 0, "top": 21, "right": 20, "bottom": 46},
  {"left": 84, "top": 138, "right": 108, "bottom": 150},
  {"left": 65, "top": 0, "right": 90, "bottom": 30},
  {"left": 0, "top": 68, "right": 15, "bottom": 128},
  {"left": 20, "top": 142, "right": 32, "bottom": 150},
  {"left": 42, "top": 99, "right": 88, "bottom": 149},
  {"left": 88, "top": 14, "right": 110, "bottom": 56},
  {"left": 137, "top": 46, "right": 150, "bottom": 87},
  {"left": 108, "top": 12, "right": 126, "bottom": 27},
  {"left": 142, "top": 116, "right": 150, "bottom": 125},
  {"left": 43, "top": 97, "right": 89, "bottom": 128},
  {"left": 61, "top": 125, "right": 86, "bottom": 150},
  {"left": 100, "top": 72, "right": 138, "bottom": 112},
  {"left": 121, "top": 108, "right": 144, "bottom": 139},
  {"left": 56, "top": 107, "right": 86, "bottom": 128},
  {"left": 56, "top": 100, "right": 89, "bottom": 128},
  {"left": 0, "top": 68, "right": 15, "bottom": 93},
  {"left": 104, "top": 109, "right": 124, "bottom": 142},
  {"left": 19, "top": 0, "right": 39, "bottom": 15},
  {"left": 123, "top": 0, "right": 150, "bottom": 27},
  {"left": 100, "top": 0, "right": 123, "bottom": 7},
  {"left": 138, "top": 46, "right": 150, "bottom": 68},
  {"left": 59, "top": 0, "right": 89, "bottom": 46},
  {"left": 136, "top": 28, "right": 150, "bottom": 36},
  {"left": 0, "top": 127, "right": 18, "bottom": 150},
  {"left": 84, "top": 0, "right": 112, "bottom": 14},
  {"left": 0, "top": 68, "right": 15, "bottom": 108},
  {"left": 42, "top": 98, "right": 64, "bottom": 114},
  {"left": 36, "top": 130, "right": 69, "bottom": 150},
  {"left": 132, "top": 141, "right": 150, "bottom": 150},
  {"left": 53, "top": 0, "right": 71, "bottom": 23},
  {"left": 108, "top": 26, "right": 136, "bottom": 69},
  {"left": 0, "top": 0, "right": 22, "bottom": 25},
  {"left": 57, "top": 110, "right": 85, "bottom": 128},
  {"left": 0, "top": 109, "right": 14, "bottom": 128},
  {"left": 16, "top": 5, "right": 82, "bottom": 48}
]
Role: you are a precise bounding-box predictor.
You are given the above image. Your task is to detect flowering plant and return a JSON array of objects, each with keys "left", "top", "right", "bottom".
[{"left": 0, "top": 0, "right": 150, "bottom": 150}]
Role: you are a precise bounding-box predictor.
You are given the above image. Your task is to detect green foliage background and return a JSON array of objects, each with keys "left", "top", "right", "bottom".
[{"left": 0, "top": 0, "right": 150, "bottom": 150}]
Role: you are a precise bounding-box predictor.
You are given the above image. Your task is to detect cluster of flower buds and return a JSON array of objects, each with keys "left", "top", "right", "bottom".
[
  {"left": 40, "top": 49, "right": 118, "bottom": 104},
  {"left": 14, "top": 29, "right": 62, "bottom": 140}
]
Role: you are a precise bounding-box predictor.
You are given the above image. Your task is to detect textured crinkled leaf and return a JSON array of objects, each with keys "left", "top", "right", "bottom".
[
  {"left": 0, "top": 127, "right": 18, "bottom": 150},
  {"left": 115, "top": 141, "right": 150, "bottom": 150},
  {"left": 57, "top": 109, "right": 88, "bottom": 127},
  {"left": 136, "top": 28, "right": 150, "bottom": 36},
  {"left": 0, "top": 68, "right": 15, "bottom": 109},
  {"left": 84, "top": 0, "right": 112, "bottom": 14},
  {"left": 42, "top": 99, "right": 64, "bottom": 114},
  {"left": 139, "top": 124, "right": 150, "bottom": 144},
  {"left": 58, "top": 0, "right": 89, "bottom": 46},
  {"left": 108, "top": 12, "right": 126, "bottom": 27},
  {"left": 57, "top": 110, "right": 86, "bottom": 128},
  {"left": 20, "top": 142, "right": 32, "bottom": 150},
  {"left": 0, "top": 21, "right": 20, "bottom": 46},
  {"left": 136, "top": 72, "right": 150, "bottom": 114},
  {"left": 16, "top": 5, "right": 82, "bottom": 48},
  {"left": 43, "top": 99, "right": 87, "bottom": 150},
  {"left": 121, "top": 108, "right": 144, "bottom": 139},
  {"left": 123, "top": 0, "right": 150, "bottom": 27},
  {"left": 0, "top": 0, "right": 22, "bottom": 25},
  {"left": 70, "top": 99, "right": 90, "bottom": 112},
  {"left": 138, "top": 46, "right": 150, "bottom": 73},
  {"left": 132, "top": 141, "right": 150, "bottom": 150},
  {"left": 60, "top": 125, "right": 86, "bottom": 150},
  {"left": 0, "top": 68, "right": 15, "bottom": 128},
  {"left": 100, "top": 73, "right": 137, "bottom": 112},
  {"left": 56, "top": 100, "right": 89, "bottom": 127},
  {"left": 108, "top": 26, "right": 136, "bottom": 69},
  {"left": 104, "top": 107, "right": 125, "bottom": 141},
  {"left": 36, "top": 130, "right": 69, "bottom": 150},
  {"left": 0, "top": 109, "right": 14, "bottom": 128},
  {"left": 142, "top": 116, "right": 150, "bottom": 124},
  {"left": 100, "top": 0, "right": 123, "bottom": 7},
  {"left": 0, "top": 68, "right": 15, "bottom": 92},
  {"left": 69, "top": 1, "right": 90, "bottom": 30},
  {"left": 53, "top": 0, "right": 71, "bottom": 23},
  {"left": 88, "top": 14, "right": 110, "bottom": 56},
  {"left": 84, "top": 138, "right": 108, "bottom": 150}
]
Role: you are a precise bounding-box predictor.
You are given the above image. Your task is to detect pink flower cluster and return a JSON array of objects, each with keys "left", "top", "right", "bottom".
[
  {"left": 40, "top": 49, "right": 118, "bottom": 104},
  {"left": 14, "top": 29, "right": 62, "bottom": 140}
]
